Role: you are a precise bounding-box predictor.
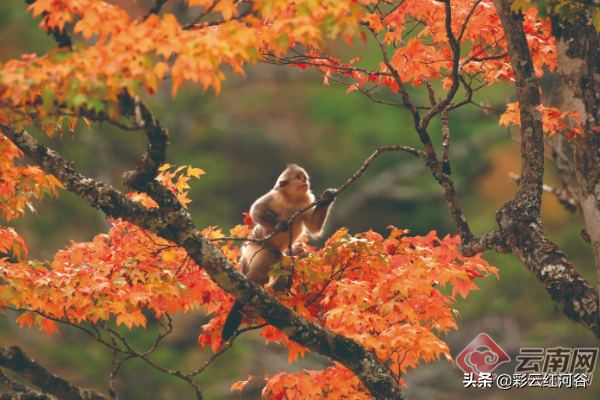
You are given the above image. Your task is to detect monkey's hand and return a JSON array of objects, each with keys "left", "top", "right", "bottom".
[
  {"left": 319, "top": 189, "right": 337, "bottom": 205},
  {"left": 275, "top": 219, "right": 290, "bottom": 232}
]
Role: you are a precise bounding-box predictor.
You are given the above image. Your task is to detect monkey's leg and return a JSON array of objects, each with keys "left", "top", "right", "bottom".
[
  {"left": 242, "top": 244, "right": 282, "bottom": 284},
  {"left": 221, "top": 300, "right": 244, "bottom": 344},
  {"left": 221, "top": 245, "right": 282, "bottom": 344}
]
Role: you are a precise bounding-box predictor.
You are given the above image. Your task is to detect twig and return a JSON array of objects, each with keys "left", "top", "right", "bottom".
[
  {"left": 144, "top": 0, "right": 169, "bottom": 20},
  {"left": 424, "top": 80, "right": 437, "bottom": 107},
  {"left": 183, "top": 2, "right": 255, "bottom": 30},
  {"left": 582, "top": 228, "right": 592, "bottom": 245},
  {"left": 208, "top": 145, "right": 426, "bottom": 243},
  {"left": 182, "top": 1, "right": 219, "bottom": 30},
  {"left": 189, "top": 334, "right": 237, "bottom": 377},
  {"left": 336, "top": 146, "right": 426, "bottom": 196},
  {"left": 508, "top": 172, "right": 578, "bottom": 212},
  {"left": 458, "top": 0, "right": 483, "bottom": 42},
  {"left": 441, "top": 110, "right": 450, "bottom": 166},
  {"left": 419, "top": 0, "right": 462, "bottom": 131}
]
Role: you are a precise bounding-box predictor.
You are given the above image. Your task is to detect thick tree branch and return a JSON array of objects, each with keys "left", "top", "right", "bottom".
[
  {"left": 0, "top": 369, "right": 52, "bottom": 400},
  {"left": 120, "top": 97, "right": 170, "bottom": 194},
  {"left": 493, "top": 0, "right": 544, "bottom": 206},
  {"left": 551, "top": 8, "right": 600, "bottom": 313},
  {"left": 492, "top": 0, "right": 600, "bottom": 337},
  {"left": 0, "top": 393, "right": 54, "bottom": 400},
  {"left": 0, "top": 125, "right": 407, "bottom": 399},
  {"left": 441, "top": 110, "right": 450, "bottom": 167},
  {"left": 0, "top": 346, "right": 107, "bottom": 400},
  {"left": 462, "top": 230, "right": 510, "bottom": 256}
]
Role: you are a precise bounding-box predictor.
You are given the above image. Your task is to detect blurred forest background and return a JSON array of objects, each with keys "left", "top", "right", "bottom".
[{"left": 1, "top": 1, "right": 599, "bottom": 399}]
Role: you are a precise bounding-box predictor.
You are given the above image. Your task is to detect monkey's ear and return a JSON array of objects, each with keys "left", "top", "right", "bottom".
[{"left": 278, "top": 179, "right": 289, "bottom": 188}]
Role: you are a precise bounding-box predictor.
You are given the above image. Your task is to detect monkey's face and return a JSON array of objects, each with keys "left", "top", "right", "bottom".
[
  {"left": 277, "top": 167, "right": 310, "bottom": 196},
  {"left": 294, "top": 171, "right": 310, "bottom": 192}
]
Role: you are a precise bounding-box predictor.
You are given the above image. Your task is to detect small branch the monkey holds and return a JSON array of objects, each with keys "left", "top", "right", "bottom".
[{"left": 221, "top": 164, "right": 336, "bottom": 343}]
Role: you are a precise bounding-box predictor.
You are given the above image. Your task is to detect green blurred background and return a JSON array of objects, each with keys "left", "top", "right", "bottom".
[{"left": 1, "top": 1, "right": 598, "bottom": 399}]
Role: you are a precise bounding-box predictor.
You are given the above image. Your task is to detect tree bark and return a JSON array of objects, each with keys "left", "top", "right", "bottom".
[
  {"left": 0, "top": 346, "right": 107, "bottom": 400},
  {"left": 492, "top": 0, "right": 600, "bottom": 337},
  {"left": 551, "top": 9, "right": 600, "bottom": 298}
]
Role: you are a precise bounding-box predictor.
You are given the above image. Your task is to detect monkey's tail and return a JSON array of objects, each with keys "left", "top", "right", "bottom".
[{"left": 221, "top": 300, "right": 244, "bottom": 344}]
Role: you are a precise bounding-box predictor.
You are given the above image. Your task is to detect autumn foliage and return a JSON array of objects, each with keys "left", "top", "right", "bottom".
[
  {"left": 1, "top": 156, "right": 496, "bottom": 396},
  {"left": 1, "top": 188, "right": 496, "bottom": 396},
  {"left": 0, "top": 0, "right": 584, "bottom": 397}
]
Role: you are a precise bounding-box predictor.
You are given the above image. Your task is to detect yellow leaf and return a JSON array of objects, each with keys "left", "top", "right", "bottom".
[
  {"left": 154, "top": 62, "right": 170, "bottom": 80},
  {"left": 162, "top": 248, "right": 179, "bottom": 262},
  {"left": 187, "top": 166, "right": 206, "bottom": 178}
]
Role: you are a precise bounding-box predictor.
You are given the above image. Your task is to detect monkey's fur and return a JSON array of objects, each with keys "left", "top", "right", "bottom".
[{"left": 221, "top": 164, "right": 335, "bottom": 343}]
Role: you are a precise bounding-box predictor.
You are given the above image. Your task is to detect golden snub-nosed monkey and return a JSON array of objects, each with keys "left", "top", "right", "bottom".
[{"left": 221, "top": 164, "right": 335, "bottom": 343}]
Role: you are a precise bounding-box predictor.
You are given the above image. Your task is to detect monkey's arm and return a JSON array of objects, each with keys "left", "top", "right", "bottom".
[
  {"left": 250, "top": 194, "right": 289, "bottom": 232},
  {"left": 304, "top": 189, "right": 336, "bottom": 236}
]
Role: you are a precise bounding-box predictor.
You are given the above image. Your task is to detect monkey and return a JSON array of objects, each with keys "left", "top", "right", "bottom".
[{"left": 221, "top": 164, "right": 336, "bottom": 344}]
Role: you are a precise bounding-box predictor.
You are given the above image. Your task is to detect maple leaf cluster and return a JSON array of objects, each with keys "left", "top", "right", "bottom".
[
  {"left": 1, "top": 0, "right": 584, "bottom": 152},
  {"left": 155, "top": 163, "right": 206, "bottom": 208},
  {"left": 279, "top": 0, "right": 555, "bottom": 93},
  {"left": 1, "top": 167, "right": 496, "bottom": 396},
  {"left": 0, "top": 134, "right": 62, "bottom": 262},
  {"left": 0, "top": 166, "right": 215, "bottom": 334},
  {"left": 0, "top": 0, "right": 364, "bottom": 126},
  {"left": 0, "top": 135, "right": 62, "bottom": 221},
  {"left": 0, "top": 1, "right": 509, "bottom": 395},
  {"left": 219, "top": 228, "right": 497, "bottom": 397},
  {"left": 499, "top": 101, "right": 589, "bottom": 140}
]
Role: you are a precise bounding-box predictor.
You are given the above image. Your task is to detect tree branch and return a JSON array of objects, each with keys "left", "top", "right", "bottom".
[
  {"left": 0, "top": 124, "right": 407, "bottom": 399},
  {"left": 144, "top": 0, "right": 169, "bottom": 20},
  {"left": 336, "top": 146, "right": 426, "bottom": 196},
  {"left": 120, "top": 97, "right": 170, "bottom": 195},
  {"left": 509, "top": 172, "right": 578, "bottom": 212},
  {"left": 492, "top": 0, "right": 600, "bottom": 338},
  {"left": 0, "top": 346, "right": 108, "bottom": 400},
  {"left": 458, "top": 0, "right": 483, "bottom": 42},
  {"left": 461, "top": 230, "right": 510, "bottom": 256},
  {"left": 182, "top": 1, "right": 219, "bottom": 30},
  {"left": 441, "top": 110, "right": 450, "bottom": 166},
  {"left": 0, "top": 392, "right": 54, "bottom": 400},
  {"left": 0, "top": 369, "right": 52, "bottom": 399},
  {"left": 418, "top": 0, "right": 462, "bottom": 130}
]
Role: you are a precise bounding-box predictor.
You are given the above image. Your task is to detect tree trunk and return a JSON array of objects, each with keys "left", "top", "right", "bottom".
[
  {"left": 551, "top": 9, "right": 600, "bottom": 294},
  {"left": 492, "top": 0, "right": 600, "bottom": 337}
]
